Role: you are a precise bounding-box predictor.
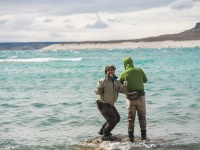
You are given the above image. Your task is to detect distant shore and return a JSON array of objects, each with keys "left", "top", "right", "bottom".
[{"left": 41, "top": 40, "right": 200, "bottom": 50}]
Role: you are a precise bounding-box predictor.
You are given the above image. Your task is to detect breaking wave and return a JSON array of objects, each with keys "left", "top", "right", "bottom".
[{"left": 0, "top": 57, "right": 82, "bottom": 63}]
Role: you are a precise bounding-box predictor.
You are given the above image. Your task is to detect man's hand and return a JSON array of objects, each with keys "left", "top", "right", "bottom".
[{"left": 123, "top": 80, "right": 128, "bottom": 87}]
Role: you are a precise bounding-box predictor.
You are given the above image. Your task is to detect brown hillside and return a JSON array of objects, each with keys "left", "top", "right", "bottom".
[
  {"left": 64, "top": 22, "right": 200, "bottom": 44},
  {"left": 133, "top": 22, "right": 200, "bottom": 42}
]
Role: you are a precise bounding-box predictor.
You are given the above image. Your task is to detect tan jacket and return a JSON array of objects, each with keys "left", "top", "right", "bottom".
[{"left": 94, "top": 77, "right": 126, "bottom": 106}]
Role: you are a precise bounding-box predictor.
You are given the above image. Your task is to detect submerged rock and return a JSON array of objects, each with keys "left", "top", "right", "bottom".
[{"left": 75, "top": 134, "right": 160, "bottom": 150}]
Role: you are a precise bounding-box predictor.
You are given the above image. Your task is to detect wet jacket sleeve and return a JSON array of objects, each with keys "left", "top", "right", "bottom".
[
  {"left": 142, "top": 69, "right": 148, "bottom": 83},
  {"left": 119, "top": 82, "right": 126, "bottom": 93},
  {"left": 118, "top": 73, "right": 124, "bottom": 84},
  {"left": 94, "top": 79, "right": 104, "bottom": 95},
  {"left": 117, "top": 80, "right": 126, "bottom": 93}
]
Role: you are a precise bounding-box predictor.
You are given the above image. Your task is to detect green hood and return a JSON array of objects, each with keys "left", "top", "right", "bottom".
[{"left": 123, "top": 57, "right": 134, "bottom": 70}]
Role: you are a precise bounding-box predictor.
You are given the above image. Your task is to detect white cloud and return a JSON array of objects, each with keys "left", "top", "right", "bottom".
[
  {"left": 0, "top": 0, "right": 199, "bottom": 42},
  {"left": 49, "top": 32, "right": 66, "bottom": 37}
]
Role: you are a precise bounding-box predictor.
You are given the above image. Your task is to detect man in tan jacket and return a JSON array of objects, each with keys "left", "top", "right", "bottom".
[{"left": 94, "top": 65, "right": 127, "bottom": 141}]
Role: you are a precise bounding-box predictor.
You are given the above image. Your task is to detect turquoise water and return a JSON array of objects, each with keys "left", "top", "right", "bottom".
[{"left": 0, "top": 48, "right": 200, "bottom": 150}]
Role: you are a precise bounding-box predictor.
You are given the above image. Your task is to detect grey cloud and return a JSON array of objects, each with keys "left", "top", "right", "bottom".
[
  {"left": 0, "top": 0, "right": 179, "bottom": 16},
  {"left": 49, "top": 32, "right": 65, "bottom": 37},
  {"left": 86, "top": 15, "right": 108, "bottom": 29},
  {"left": 107, "top": 18, "right": 118, "bottom": 22},
  {"left": 64, "top": 20, "right": 74, "bottom": 28},
  {"left": 0, "top": 19, "right": 8, "bottom": 25},
  {"left": 64, "top": 25, "right": 74, "bottom": 29},
  {"left": 0, "top": 33, "right": 26, "bottom": 40},
  {"left": 170, "top": 0, "right": 194, "bottom": 10},
  {"left": 6, "top": 16, "right": 35, "bottom": 30},
  {"left": 86, "top": 21, "right": 107, "bottom": 29},
  {"left": 132, "top": 23, "right": 138, "bottom": 26},
  {"left": 44, "top": 18, "right": 53, "bottom": 22}
]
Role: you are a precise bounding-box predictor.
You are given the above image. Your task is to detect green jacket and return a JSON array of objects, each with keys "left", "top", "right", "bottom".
[
  {"left": 118, "top": 57, "right": 147, "bottom": 93},
  {"left": 94, "top": 76, "right": 125, "bottom": 106}
]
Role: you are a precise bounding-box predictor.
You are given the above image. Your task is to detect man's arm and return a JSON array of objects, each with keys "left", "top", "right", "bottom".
[
  {"left": 118, "top": 73, "right": 124, "bottom": 84},
  {"left": 94, "top": 78, "right": 104, "bottom": 94},
  {"left": 142, "top": 69, "right": 148, "bottom": 83},
  {"left": 119, "top": 83, "right": 127, "bottom": 93}
]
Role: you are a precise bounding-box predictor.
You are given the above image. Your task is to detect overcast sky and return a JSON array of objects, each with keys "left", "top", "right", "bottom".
[{"left": 0, "top": 0, "right": 199, "bottom": 42}]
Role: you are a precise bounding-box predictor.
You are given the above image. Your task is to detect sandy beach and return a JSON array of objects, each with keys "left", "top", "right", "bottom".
[{"left": 41, "top": 40, "right": 200, "bottom": 50}]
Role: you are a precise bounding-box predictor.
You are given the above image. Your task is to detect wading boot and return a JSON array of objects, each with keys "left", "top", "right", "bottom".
[
  {"left": 101, "top": 135, "right": 115, "bottom": 141},
  {"left": 141, "top": 130, "right": 147, "bottom": 140},
  {"left": 128, "top": 131, "right": 134, "bottom": 143},
  {"left": 98, "top": 128, "right": 112, "bottom": 136},
  {"left": 98, "top": 123, "right": 106, "bottom": 135},
  {"left": 99, "top": 131, "right": 112, "bottom": 136},
  {"left": 98, "top": 128, "right": 104, "bottom": 135},
  {"left": 99, "top": 124, "right": 112, "bottom": 136}
]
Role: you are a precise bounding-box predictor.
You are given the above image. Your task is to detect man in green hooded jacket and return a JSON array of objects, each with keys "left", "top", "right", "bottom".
[{"left": 118, "top": 57, "right": 148, "bottom": 142}]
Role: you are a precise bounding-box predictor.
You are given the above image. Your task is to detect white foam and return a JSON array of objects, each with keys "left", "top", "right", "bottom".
[
  {"left": 99, "top": 141, "right": 157, "bottom": 150},
  {"left": 10, "top": 56, "right": 18, "bottom": 58},
  {"left": 99, "top": 141, "right": 132, "bottom": 150},
  {"left": 0, "top": 57, "right": 82, "bottom": 63}
]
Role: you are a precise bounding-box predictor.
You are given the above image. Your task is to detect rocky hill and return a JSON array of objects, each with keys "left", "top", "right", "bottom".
[
  {"left": 56, "top": 22, "right": 200, "bottom": 45},
  {"left": 132, "top": 22, "right": 200, "bottom": 42},
  {"left": 75, "top": 22, "right": 200, "bottom": 44}
]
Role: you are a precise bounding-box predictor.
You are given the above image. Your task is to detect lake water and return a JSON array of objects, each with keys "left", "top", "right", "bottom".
[{"left": 0, "top": 48, "right": 200, "bottom": 150}]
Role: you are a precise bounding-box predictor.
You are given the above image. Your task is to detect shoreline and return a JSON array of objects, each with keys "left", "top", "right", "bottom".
[{"left": 41, "top": 40, "right": 200, "bottom": 50}]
